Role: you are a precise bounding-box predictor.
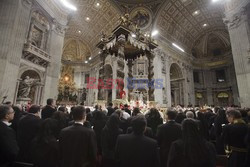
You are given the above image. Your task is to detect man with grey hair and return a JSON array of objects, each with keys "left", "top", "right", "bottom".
[
  {"left": 186, "top": 111, "right": 194, "bottom": 119},
  {"left": 0, "top": 105, "right": 19, "bottom": 167}
]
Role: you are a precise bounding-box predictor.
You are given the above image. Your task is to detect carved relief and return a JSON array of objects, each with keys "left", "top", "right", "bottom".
[
  {"left": 224, "top": 8, "right": 247, "bottom": 30},
  {"left": 22, "top": 0, "right": 33, "bottom": 8},
  {"left": 52, "top": 19, "right": 67, "bottom": 36}
]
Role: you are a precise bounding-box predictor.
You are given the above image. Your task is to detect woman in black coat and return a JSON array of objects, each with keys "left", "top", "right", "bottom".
[
  {"left": 101, "top": 114, "right": 123, "bottom": 167},
  {"left": 92, "top": 110, "right": 107, "bottom": 155},
  {"left": 168, "top": 118, "right": 216, "bottom": 167},
  {"left": 30, "top": 118, "right": 59, "bottom": 167},
  {"left": 146, "top": 108, "right": 163, "bottom": 137}
]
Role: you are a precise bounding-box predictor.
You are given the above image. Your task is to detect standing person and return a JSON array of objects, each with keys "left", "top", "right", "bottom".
[
  {"left": 168, "top": 119, "right": 216, "bottom": 167},
  {"left": 41, "top": 98, "right": 56, "bottom": 119},
  {"left": 92, "top": 110, "right": 107, "bottom": 156},
  {"left": 124, "top": 104, "right": 131, "bottom": 116},
  {"left": 31, "top": 118, "right": 59, "bottom": 167},
  {"left": 197, "top": 112, "right": 210, "bottom": 140},
  {"left": 17, "top": 105, "right": 42, "bottom": 162},
  {"left": 156, "top": 109, "right": 182, "bottom": 167},
  {"left": 146, "top": 108, "right": 163, "bottom": 137},
  {"left": 59, "top": 106, "right": 97, "bottom": 167},
  {"left": 222, "top": 110, "right": 248, "bottom": 167},
  {"left": 0, "top": 105, "right": 19, "bottom": 167},
  {"left": 214, "top": 108, "right": 228, "bottom": 154},
  {"left": 107, "top": 103, "right": 115, "bottom": 116},
  {"left": 101, "top": 114, "right": 123, "bottom": 167},
  {"left": 10, "top": 105, "right": 24, "bottom": 132},
  {"left": 115, "top": 115, "right": 160, "bottom": 167}
]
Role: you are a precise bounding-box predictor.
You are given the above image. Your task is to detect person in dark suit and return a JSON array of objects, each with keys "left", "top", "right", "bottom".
[
  {"left": 0, "top": 105, "right": 19, "bottom": 167},
  {"left": 17, "top": 105, "right": 42, "bottom": 162},
  {"left": 41, "top": 98, "right": 56, "bottom": 119},
  {"left": 156, "top": 109, "right": 182, "bottom": 167},
  {"left": 168, "top": 118, "right": 216, "bottom": 167},
  {"left": 115, "top": 115, "right": 160, "bottom": 167},
  {"left": 59, "top": 106, "right": 97, "bottom": 167},
  {"left": 107, "top": 103, "right": 115, "bottom": 116},
  {"left": 222, "top": 109, "right": 248, "bottom": 167}
]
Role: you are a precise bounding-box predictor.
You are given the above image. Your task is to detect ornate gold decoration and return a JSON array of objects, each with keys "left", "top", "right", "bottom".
[{"left": 57, "top": 65, "right": 77, "bottom": 102}]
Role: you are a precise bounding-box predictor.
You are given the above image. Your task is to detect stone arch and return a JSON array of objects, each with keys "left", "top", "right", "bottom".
[
  {"left": 170, "top": 63, "right": 183, "bottom": 80},
  {"left": 169, "top": 63, "right": 184, "bottom": 106},
  {"left": 18, "top": 66, "right": 44, "bottom": 83},
  {"left": 62, "top": 38, "right": 92, "bottom": 61},
  {"left": 16, "top": 69, "right": 44, "bottom": 104}
]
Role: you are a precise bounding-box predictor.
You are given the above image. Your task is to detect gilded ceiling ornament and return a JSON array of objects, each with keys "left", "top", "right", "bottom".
[{"left": 130, "top": 7, "right": 152, "bottom": 30}]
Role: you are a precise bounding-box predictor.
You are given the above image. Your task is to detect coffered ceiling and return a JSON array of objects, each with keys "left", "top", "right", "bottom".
[{"left": 65, "top": 0, "right": 228, "bottom": 58}]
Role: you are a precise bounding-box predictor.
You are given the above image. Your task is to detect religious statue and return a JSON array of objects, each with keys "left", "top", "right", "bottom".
[
  {"left": 18, "top": 76, "right": 39, "bottom": 98},
  {"left": 119, "top": 13, "right": 132, "bottom": 27},
  {"left": 139, "top": 92, "right": 143, "bottom": 101}
]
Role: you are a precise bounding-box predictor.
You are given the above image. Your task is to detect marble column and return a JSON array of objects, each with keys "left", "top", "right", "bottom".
[
  {"left": 127, "top": 59, "right": 134, "bottom": 101},
  {"left": 188, "top": 68, "right": 195, "bottom": 106},
  {"left": 224, "top": 0, "right": 250, "bottom": 107},
  {"left": 153, "top": 53, "right": 162, "bottom": 105},
  {"left": 165, "top": 60, "right": 172, "bottom": 107},
  {"left": 112, "top": 57, "right": 118, "bottom": 101},
  {"left": 182, "top": 66, "right": 188, "bottom": 106},
  {"left": 0, "top": 0, "right": 32, "bottom": 102},
  {"left": 147, "top": 52, "right": 155, "bottom": 101},
  {"left": 43, "top": 21, "right": 66, "bottom": 104}
]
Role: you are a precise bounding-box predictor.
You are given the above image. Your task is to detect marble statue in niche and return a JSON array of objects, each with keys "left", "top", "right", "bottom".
[{"left": 18, "top": 76, "right": 39, "bottom": 98}]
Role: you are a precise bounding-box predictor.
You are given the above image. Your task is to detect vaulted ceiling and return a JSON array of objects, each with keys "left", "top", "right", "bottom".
[{"left": 65, "top": 0, "right": 229, "bottom": 59}]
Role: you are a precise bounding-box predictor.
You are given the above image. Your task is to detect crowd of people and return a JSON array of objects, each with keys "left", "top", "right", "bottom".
[{"left": 0, "top": 99, "right": 250, "bottom": 167}]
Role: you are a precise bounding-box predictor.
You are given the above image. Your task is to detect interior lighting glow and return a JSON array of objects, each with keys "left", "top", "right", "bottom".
[
  {"left": 60, "top": 0, "right": 77, "bottom": 11},
  {"left": 151, "top": 30, "right": 159, "bottom": 37},
  {"left": 172, "top": 43, "right": 185, "bottom": 52}
]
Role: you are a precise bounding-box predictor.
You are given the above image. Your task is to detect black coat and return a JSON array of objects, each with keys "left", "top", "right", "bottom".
[
  {"left": 124, "top": 108, "right": 131, "bottom": 116},
  {"left": 17, "top": 114, "right": 42, "bottom": 162},
  {"left": 127, "top": 126, "right": 154, "bottom": 139},
  {"left": 107, "top": 107, "right": 115, "bottom": 116},
  {"left": 168, "top": 139, "right": 216, "bottom": 167},
  {"left": 0, "top": 121, "right": 19, "bottom": 167},
  {"left": 115, "top": 134, "right": 160, "bottom": 167},
  {"left": 156, "top": 121, "right": 182, "bottom": 167},
  {"left": 222, "top": 121, "right": 248, "bottom": 167},
  {"left": 41, "top": 105, "right": 56, "bottom": 119},
  {"left": 101, "top": 126, "right": 123, "bottom": 160},
  {"left": 30, "top": 137, "right": 59, "bottom": 167},
  {"left": 59, "top": 123, "right": 97, "bottom": 167}
]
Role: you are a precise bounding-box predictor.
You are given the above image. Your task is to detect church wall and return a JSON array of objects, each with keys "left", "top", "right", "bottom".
[
  {"left": 0, "top": 0, "right": 68, "bottom": 105},
  {"left": 0, "top": 0, "right": 32, "bottom": 102},
  {"left": 194, "top": 64, "right": 239, "bottom": 107},
  {"left": 224, "top": 0, "right": 250, "bottom": 107}
]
